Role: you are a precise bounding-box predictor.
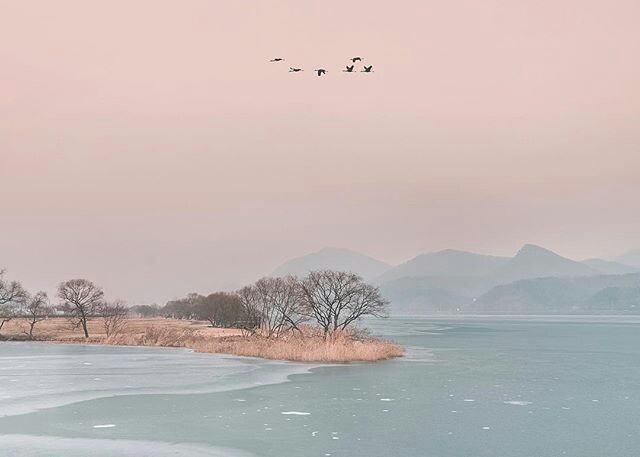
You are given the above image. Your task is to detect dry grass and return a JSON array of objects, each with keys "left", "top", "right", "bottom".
[{"left": 0, "top": 317, "right": 404, "bottom": 363}]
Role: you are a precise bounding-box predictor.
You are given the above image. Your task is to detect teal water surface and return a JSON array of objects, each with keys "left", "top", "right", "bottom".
[{"left": 1, "top": 318, "right": 639, "bottom": 456}]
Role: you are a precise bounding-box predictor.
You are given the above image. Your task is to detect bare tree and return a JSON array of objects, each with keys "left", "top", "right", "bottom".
[
  {"left": 195, "top": 292, "right": 244, "bottom": 328},
  {"left": 0, "top": 270, "right": 27, "bottom": 335},
  {"left": 0, "top": 303, "right": 18, "bottom": 335},
  {"left": 0, "top": 269, "right": 27, "bottom": 306},
  {"left": 238, "top": 276, "right": 307, "bottom": 338},
  {"left": 57, "top": 279, "right": 104, "bottom": 338},
  {"left": 236, "top": 285, "right": 263, "bottom": 335},
  {"left": 163, "top": 293, "right": 201, "bottom": 319},
  {"left": 99, "top": 300, "right": 128, "bottom": 337},
  {"left": 129, "top": 304, "right": 161, "bottom": 317},
  {"left": 21, "top": 292, "right": 51, "bottom": 339},
  {"left": 300, "top": 270, "right": 388, "bottom": 338},
  {"left": 258, "top": 276, "right": 307, "bottom": 336}
]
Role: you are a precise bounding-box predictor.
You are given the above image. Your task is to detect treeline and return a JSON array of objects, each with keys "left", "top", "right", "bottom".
[
  {"left": 1, "top": 269, "right": 388, "bottom": 340},
  {"left": 0, "top": 272, "right": 127, "bottom": 339},
  {"left": 134, "top": 271, "right": 388, "bottom": 338}
]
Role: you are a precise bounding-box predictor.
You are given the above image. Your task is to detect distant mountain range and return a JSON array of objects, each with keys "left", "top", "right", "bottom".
[
  {"left": 271, "top": 247, "right": 391, "bottom": 281},
  {"left": 270, "top": 245, "right": 640, "bottom": 315},
  {"left": 615, "top": 249, "right": 640, "bottom": 268}
]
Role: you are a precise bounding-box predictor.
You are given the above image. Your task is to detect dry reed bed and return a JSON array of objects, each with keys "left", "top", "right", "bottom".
[{"left": 1, "top": 318, "right": 404, "bottom": 363}]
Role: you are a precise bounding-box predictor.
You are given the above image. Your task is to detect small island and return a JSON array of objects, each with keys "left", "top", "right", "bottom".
[{"left": 0, "top": 270, "right": 403, "bottom": 363}]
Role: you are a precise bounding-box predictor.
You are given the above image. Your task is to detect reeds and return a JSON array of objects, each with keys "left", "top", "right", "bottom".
[{"left": 1, "top": 318, "right": 404, "bottom": 363}]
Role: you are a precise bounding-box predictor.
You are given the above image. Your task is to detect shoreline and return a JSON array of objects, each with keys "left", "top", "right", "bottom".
[
  {"left": 0, "top": 318, "right": 404, "bottom": 363},
  {"left": 387, "top": 314, "right": 640, "bottom": 323}
]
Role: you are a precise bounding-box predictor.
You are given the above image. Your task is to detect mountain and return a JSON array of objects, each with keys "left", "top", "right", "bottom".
[
  {"left": 270, "top": 247, "right": 391, "bottom": 280},
  {"left": 380, "top": 244, "right": 626, "bottom": 315},
  {"left": 615, "top": 249, "right": 640, "bottom": 268},
  {"left": 380, "top": 276, "right": 476, "bottom": 315},
  {"left": 375, "top": 249, "right": 509, "bottom": 284},
  {"left": 470, "top": 273, "right": 640, "bottom": 314},
  {"left": 581, "top": 258, "right": 639, "bottom": 275},
  {"left": 491, "top": 244, "right": 599, "bottom": 284}
]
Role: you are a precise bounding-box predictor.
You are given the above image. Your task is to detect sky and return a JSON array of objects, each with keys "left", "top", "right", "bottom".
[{"left": 1, "top": 0, "right": 639, "bottom": 303}]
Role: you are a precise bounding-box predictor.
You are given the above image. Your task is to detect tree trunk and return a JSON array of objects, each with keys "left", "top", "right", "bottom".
[{"left": 82, "top": 319, "right": 89, "bottom": 338}]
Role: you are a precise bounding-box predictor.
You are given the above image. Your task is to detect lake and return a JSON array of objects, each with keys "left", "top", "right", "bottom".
[{"left": 1, "top": 318, "right": 639, "bottom": 456}]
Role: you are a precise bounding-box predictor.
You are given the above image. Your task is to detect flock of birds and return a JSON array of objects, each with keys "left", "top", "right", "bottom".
[{"left": 269, "top": 56, "right": 373, "bottom": 76}]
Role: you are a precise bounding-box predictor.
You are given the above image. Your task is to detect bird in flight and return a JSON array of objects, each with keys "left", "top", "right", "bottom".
[
  {"left": 351, "top": 57, "right": 362, "bottom": 62},
  {"left": 315, "top": 69, "right": 327, "bottom": 76},
  {"left": 362, "top": 65, "right": 373, "bottom": 72},
  {"left": 289, "top": 67, "right": 303, "bottom": 72},
  {"left": 270, "top": 58, "right": 284, "bottom": 62},
  {"left": 343, "top": 65, "right": 355, "bottom": 72}
]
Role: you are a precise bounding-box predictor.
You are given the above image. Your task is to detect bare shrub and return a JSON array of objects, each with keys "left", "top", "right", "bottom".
[{"left": 100, "top": 300, "right": 128, "bottom": 338}]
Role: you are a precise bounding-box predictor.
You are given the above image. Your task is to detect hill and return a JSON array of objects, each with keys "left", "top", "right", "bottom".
[
  {"left": 382, "top": 245, "right": 638, "bottom": 315},
  {"left": 581, "top": 258, "right": 639, "bottom": 275},
  {"left": 615, "top": 249, "right": 640, "bottom": 268},
  {"left": 379, "top": 276, "right": 475, "bottom": 315},
  {"left": 375, "top": 249, "right": 508, "bottom": 284},
  {"left": 270, "top": 247, "right": 391, "bottom": 280},
  {"left": 469, "top": 273, "right": 640, "bottom": 314},
  {"left": 491, "top": 244, "right": 599, "bottom": 284}
]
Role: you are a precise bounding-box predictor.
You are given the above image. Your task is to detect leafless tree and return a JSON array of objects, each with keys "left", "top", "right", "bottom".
[
  {"left": 57, "top": 279, "right": 104, "bottom": 338},
  {"left": 195, "top": 292, "right": 244, "bottom": 328},
  {"left": 238, "top": 276, "right": 307, "bottom": 338},
  {"left": 0, "top": 303, "right": 18, "bottom": 335},
  {"left": 300, "top": 270, "right": 388, "bottom": 338},
  {"left": 236, "top": 286, "right": 263, "bottom": 335},
  {"left": 0, "top": 270, "right": 27, "bottom": 335},
  {"left": 258, "top": 276, "right": 307, "bottom": 336},
  {"left": 0, "top": 269, "right": 27, "bottom": 306},
  {"left": 99, "top": 300, "right": 128, "bottom": 337},
  {"left": 163, "top": 293, "right": 201, "bottom": 319},
  {"left": 21, "top": 292, "right": 51, "bottom": 339}
]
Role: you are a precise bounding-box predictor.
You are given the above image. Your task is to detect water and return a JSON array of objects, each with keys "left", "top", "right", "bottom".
[{"left": 1, "top": 318, "right": 639, "bottom": 456}]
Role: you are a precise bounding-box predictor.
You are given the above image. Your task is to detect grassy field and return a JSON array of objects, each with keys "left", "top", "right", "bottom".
[{"left": 0, "top": 317, "right": 404, "bottom": 363}]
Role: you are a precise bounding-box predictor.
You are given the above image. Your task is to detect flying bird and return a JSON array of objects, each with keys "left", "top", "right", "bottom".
[
  {"left": 289, "top": 67, "right": 303, "bottom": 72},
  {"left": 315, "top": 69, "right": 327, "bottom": 76},
  {"left": 270, "top": 58, "right": 284, "bottom": 62},
  {"left": 351, "top": 57, "right": 362, "bottom": 62},
  {"left": 362, "top": 65, "right": 373, "bottom": 72},
  {"left": 343, "top": 65, "right": 355, "bottom": 72}
]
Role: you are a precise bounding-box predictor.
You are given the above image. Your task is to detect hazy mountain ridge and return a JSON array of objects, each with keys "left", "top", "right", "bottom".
[
  {"left": 374, "top": 249, "right": 509, "bottom": 284},
  {"left": 270, "top": 247, "right": 391, "bottom": 280},
  {"left": 580, "top": 258, "right": 639, "bottom": 275},
  {"left": 615, "top": 249, "right": 640, "bottom": 268},
  {"left": 270, "top": 245, "right": 640, "bottom": 315},
  {"left": 490, "top": 244, "right": 599, "bottom": 283},
  {"left": 469, "top": 273, "right": 640, "bottom": 315}
]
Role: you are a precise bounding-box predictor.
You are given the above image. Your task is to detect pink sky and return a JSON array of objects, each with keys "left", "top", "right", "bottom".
[{"left": 1, "top": 0, "right": 639, "bottom": 302}]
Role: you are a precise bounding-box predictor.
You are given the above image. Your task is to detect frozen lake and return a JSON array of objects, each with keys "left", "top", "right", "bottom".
[{"left": 1, "top": 318, "right": 639, "bottom": 456}]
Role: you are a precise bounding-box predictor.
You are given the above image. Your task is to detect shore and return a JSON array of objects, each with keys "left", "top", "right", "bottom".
[{"left": 0, "top": 318, "right": 404, "bottom": 363}]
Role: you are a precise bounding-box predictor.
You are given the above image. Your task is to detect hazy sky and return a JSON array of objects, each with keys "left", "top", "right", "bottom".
[{"left": 2, "top": 0, "right": 639, "bottom": 303}]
